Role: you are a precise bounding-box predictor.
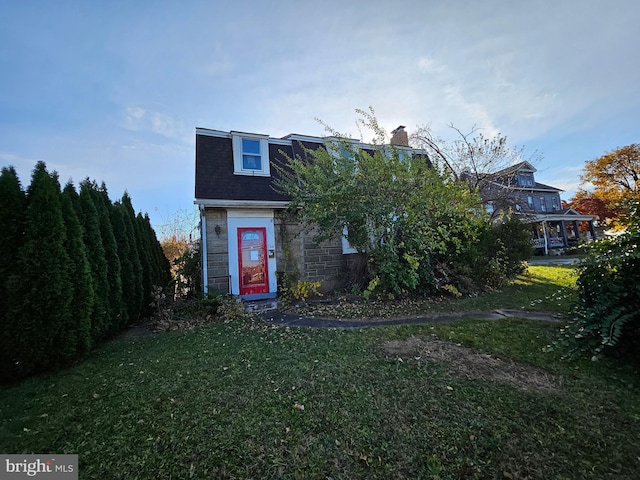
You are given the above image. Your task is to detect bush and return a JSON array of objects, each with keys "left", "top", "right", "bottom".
[
  {"left": 553, "top": 202, "right": 640, "bottom": 362},
  {"left": 450, "top": 214, "right": 533, "bottom": 292}
]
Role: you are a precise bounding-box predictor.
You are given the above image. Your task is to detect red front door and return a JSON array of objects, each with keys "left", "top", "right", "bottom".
[{"left": 238, "top": 227, "right": 269, "bottom": 295}]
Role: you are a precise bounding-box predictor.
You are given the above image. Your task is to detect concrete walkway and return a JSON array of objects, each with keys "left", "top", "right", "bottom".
[{"left": 261, "top": 308, "right": 566, "bottom": 329}]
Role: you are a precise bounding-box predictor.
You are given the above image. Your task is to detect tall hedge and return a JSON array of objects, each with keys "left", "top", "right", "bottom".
[
  {"left": 0, "top": 162, "right": 170, "bottom": 382},
  {"left": 4, "top": 163, "right": 72, "bottom": 379},
  {"left": 61, "top": 182, "right": 94, "bottom": 358},
  {"left": 0, "top": 167, "right": 26, "bottom": 381}
]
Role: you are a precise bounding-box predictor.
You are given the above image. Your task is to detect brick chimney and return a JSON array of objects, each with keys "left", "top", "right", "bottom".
[{"left": 390, "top": 125, "right": 409, "bottom": 147}]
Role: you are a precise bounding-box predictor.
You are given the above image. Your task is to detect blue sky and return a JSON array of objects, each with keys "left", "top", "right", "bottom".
[{"left": 1, "top": 0, "right": 638, "bottom": 235}]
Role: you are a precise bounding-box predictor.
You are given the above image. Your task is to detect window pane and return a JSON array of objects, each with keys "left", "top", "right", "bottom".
[
  {"left": 243, "top": 154, "right": 261, "bottom": 170},
  {"left": 242, "top": 138, "right": 261, "bottom": 155}
]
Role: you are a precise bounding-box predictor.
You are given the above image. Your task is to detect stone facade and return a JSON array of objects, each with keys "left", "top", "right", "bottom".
[
  {"left": 204, "top": 208, "right": 230, "bottom": 293},
  {"left": 274, "top": 211, "right": 348, "bottom": 292}
]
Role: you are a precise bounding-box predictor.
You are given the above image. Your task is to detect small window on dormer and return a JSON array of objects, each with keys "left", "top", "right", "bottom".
[
  {"left": 519, "top": 173, "right": 533, "bottom": 187},
  {"left": 232, "top": 133, "right": 270, "bottom": 176}
]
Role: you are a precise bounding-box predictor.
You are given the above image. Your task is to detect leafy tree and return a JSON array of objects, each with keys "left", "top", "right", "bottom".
[
  {"left": 569, "top": 189, "right": 618, "bottom": 220},
  {"left": 275, "top": 109, "right": 484, "bottom": 296},
  {"left": 0, "top": 166, "right": 26, "bottom": 380},
  {"left": 578, "top": 144, "right": 640, "bottom": 227}
]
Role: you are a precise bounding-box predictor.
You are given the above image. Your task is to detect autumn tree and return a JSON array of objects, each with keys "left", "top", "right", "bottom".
[{"left": 577, "top": 144, "right": 640, "bottom": 227}]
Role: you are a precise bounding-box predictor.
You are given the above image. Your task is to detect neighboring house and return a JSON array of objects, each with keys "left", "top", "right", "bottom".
[
  {"left": 194, "top": 126, "right": 422, "bottom": 299},
  {"left": 480, "top": 161, "right": 598, "bottom": 254}
]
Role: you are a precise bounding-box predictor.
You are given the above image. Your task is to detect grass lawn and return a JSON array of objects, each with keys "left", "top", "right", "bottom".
[{"left": 1, "top": 266, "right": 639, "bottom": 479}]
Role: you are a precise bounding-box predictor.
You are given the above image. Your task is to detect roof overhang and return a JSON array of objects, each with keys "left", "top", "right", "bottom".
[
  {"left": 526, "top": 213, "right": 599, "bottom": 222},
  {"left": 194, "top": 199, "right": 289, "bottom": 209}
]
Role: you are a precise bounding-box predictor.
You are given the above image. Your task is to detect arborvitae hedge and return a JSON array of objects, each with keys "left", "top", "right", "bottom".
[
  {"left": 0, "top": 162, "right": 170, "bottom": 383},
  {"left": 0, "top": 166, "right": 27, "bottom": 379}
]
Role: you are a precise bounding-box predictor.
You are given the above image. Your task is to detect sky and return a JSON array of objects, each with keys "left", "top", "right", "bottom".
[{"left": 1, "top": 0, "right": 639, "bottom": 236}]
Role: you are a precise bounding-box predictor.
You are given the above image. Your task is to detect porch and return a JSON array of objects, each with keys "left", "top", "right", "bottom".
[{"left": 528, "top": 211, "right": 598, "bottom": 255}]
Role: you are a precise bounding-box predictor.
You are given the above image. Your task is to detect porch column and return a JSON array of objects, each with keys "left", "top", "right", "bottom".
[
  {"left": 588, "top": 220, "right": 597, "bottom": 241},
  {"left": 560, "top": 221, "right": 568, "bottom": 247},
  {"left": 573, "top": 220, "right": 579, "bottom": 240},
  {"left": 541, "top": 221, "right": 548, "bottom": 255}
]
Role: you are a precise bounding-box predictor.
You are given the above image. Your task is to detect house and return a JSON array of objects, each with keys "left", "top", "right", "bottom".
[
  {"left": 194, "top": 126, "right": 424, "bottom": 299},
  {"left": 480, "top": 161, "right": 598, "bottom": 254}
]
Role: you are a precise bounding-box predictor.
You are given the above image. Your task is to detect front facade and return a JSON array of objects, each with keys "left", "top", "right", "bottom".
[
  {"left": 486, "top": 162, "right": 598, "bottom": 254},
  {"left": 195, "top": 126, "right": 420, "bottom": 299}
]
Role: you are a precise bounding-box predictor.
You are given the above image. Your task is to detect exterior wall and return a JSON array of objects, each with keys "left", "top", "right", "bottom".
[
  {"left": 274, "top": 211, "right": 352, "bottom": 292},
  {"left": 204, "top": 208, "right": 230, "bottom": 293},
  {"left": 512, "top": 191, "right": 562, "bottom": 214}
]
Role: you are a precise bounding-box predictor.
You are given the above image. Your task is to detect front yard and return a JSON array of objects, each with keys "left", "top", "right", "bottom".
[{"left": 1, "top": 265, "right": 638, "bottom": 479}]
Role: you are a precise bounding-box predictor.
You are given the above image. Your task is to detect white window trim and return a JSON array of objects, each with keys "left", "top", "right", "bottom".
[
  {"left": 231, "top": 133, "right": 271, "bottom": 177},
  {"left": 341, "top": 226, "right": 358, "bottom": 254}
]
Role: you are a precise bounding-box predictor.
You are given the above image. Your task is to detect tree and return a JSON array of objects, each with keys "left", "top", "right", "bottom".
[
  {"left": 0, "top": 166, "right": 26, "bottom": 380},
  {"left": 568, "top": 189, "right": 619, "bottom": 226},
  {"left": 120, "top": 192, "right": 144, "bottom": 321},
  {"left": 5, "top": 162, "right": 72, "bottom": 377},
  {"left": 78, "top": 179, "right": 111, "bottom": 341},
  {"left": 275, "top": 109, "right": 484, "bottom": 295},
  {"left": 60, "top": 182, "right": 94, "bottom": 358},
  {"left": 411, "top": 124, "right": 540, "bottom": 217},
  {"left": 578, "top": 144, "right": 640, "bottom": 227}
]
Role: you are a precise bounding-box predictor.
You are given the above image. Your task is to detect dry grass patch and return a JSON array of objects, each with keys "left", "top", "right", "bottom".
[{"left": 381, "top": 335, "right": 560, "bottom": 392}]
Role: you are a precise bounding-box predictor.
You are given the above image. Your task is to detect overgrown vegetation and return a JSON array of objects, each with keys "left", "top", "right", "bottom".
[
  {"left": 289, "top": 265, "right": 578, "bottom": 319},
  {"left": 0, "top": 163, "right": 170, "bottom": 383},
  {"left": 1, "top": 269, "right": 638, "bottom": 479},
  {"left": 275, "top": 109, "right": 534, "bottom": 298},
  {"left": 552, "top": 202, "right": 640, "bottom": 362}
]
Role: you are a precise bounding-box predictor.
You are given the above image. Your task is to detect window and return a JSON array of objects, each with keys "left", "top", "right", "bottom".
[
  {"left": 341, "top": 226, "right": 357, "bottom": 254},
  {"left": 519, "top": 173, "right": 533, "bottom": 187},
  {"left": 232, "top": 133, "right": 270, "bottom": 176},
  {"left": 485, "top": 202, "right": 495, "bottom": 214},
  {"left": 552, "top": 196, "right": 559, "bottom": 210},
  {"left": 540, "top": 197, "right": 546, "bottom": 212},
  {"left": 527, "top": 195, "right": 534, "bottom": 208},
  {"left": 241, "top": 139, "right": 261, "bottom": 170}
]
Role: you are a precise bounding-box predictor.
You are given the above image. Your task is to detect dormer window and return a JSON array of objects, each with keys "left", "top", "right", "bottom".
[
  {"left": 518, "top": 173, "right": 534, "bottom": 187},
  {"left": 232, "top": 132, "right": 270, "bottom": 176}
]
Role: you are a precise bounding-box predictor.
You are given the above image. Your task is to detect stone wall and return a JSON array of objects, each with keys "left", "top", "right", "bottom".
[
  {"left": 204, "top": 208, "right": 230, "bottom": 294},
  {"left": 274, "top": 211, "right": 355, "bottom": 292}
]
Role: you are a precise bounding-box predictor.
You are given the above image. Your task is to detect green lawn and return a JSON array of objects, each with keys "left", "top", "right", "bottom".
[{"left": 1, "top": 266, "right": 639, "bottom": 479}]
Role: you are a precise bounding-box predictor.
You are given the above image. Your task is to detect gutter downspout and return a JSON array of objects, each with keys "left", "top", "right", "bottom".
[{"left": 199, "top": 204, "right": 208, "bottom": 294}]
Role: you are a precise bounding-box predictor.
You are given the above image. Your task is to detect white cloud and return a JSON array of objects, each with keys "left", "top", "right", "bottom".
[{"left": 122, "top": 106, "right": 187, "bottom": 141}]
